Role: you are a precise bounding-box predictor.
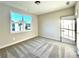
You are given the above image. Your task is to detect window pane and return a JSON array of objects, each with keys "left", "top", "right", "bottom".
[
  {"left": 15, "top": 23, "right": 19, "bottom": 32},
  {"left": 63, "top": 20, "right": 73, "bottom": 30},
  {"left": 63, "top": 20, "right": 68, "bottom": 29},
  {"left": 23, "top": 16, "right": 32, "bottom": 23},
  {"left": 72, "top": 31, "right": 75, "bottom": 41},
  {"left": 68, "top": 36, "right": 72, "bottom": 40},
  {"left": 63, "top": 29, "right": 68, "bottom": 36},
  {"left": 11, "top": 12, "right": 22, "bottom": 22},
  {"left": 11, "top": 12, "right": 23, "bottom": 33},
  {"left": 18, "top": 23, "right": 23, "bottom": 31},
  {"left": 77, "top": 34, "right": 79, "bottom": 43},
  {"left": 26, "top": 24, "right": 30, "bottom": 30},
  {"left": 23, "top": 16, "right": 32, "bottom": 30},
  {"left": 77, "top": 18, "right": 79, "bottom": 33},
  {"left": 68, "top": 30, "right": 73, "bottom": 40},
  {"left": 64, "top": 35, "right": 68, "bottom": 39},
  {"left": 12, "top": 23, "right": 15, "bottom": 31},
  {"left": 69, "top": 30, "right": 72, "bottom": 37},
  {"left": 63, "top": 29, "right": 68, "bottom": 38},
  {"left": 68, "top": 20, "right": 72, "bottom": 30},
  {"left": 72, "top": 20, "right": 75, "bottom": 30}
]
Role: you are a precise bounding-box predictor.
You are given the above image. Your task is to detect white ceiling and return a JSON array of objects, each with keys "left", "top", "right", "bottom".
[{"left": 0, "top": 1, "right": 76, "bottom": 15}]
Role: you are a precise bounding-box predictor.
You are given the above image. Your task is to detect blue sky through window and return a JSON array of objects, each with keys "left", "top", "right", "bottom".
[
  {"left": 11, "top": 12, "right": 22, "bottom": 22},
  {"left": 23, "top": 16, "right": 32, "bottom": 24}
]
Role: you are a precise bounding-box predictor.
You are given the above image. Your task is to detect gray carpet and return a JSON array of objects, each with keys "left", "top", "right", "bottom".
[
  {"left": 49, "top": 45, "right": 59, "bottom": 58},
  {"left": 0, "top": 37, "right": 78, "bottom": 58}
]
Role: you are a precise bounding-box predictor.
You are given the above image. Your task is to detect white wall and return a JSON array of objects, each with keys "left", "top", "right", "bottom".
[
  {"left": 38, "top": 7, "right": 74, "bottom": 41},
  {"left": 0, "top": 3, "right": 38, "bottom": 49}
]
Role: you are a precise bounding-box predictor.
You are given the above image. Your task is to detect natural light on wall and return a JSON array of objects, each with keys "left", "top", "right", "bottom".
[{"left": 11, "top": 12, "right": 32, "bottom": 33}]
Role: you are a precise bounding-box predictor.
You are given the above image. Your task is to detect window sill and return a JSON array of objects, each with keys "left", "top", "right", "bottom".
[{"left": 10, "top": 30, "right": 32, "bottom": 34}]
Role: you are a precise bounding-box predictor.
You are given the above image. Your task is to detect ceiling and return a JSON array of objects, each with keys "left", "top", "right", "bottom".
[{"left": 0, "top": 1, "right": 76, "bottom": 15}]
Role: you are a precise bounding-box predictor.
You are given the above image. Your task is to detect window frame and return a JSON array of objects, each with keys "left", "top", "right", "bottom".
[{"left": 10, "top": 11, "right": 32, "bottom": 34}]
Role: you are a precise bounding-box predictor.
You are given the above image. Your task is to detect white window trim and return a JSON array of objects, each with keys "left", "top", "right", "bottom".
[{"left": 10, "top": 11, "right": 32, "bottom": 34}]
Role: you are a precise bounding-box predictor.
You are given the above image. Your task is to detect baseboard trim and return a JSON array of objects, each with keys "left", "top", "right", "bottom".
[
  {"left": 39, "top": 36, "right": 76, "bottom": 45},
  {"left": 40, "top": 36, "right": 60, "bottom": 42},
  {"left": 0, "top": 35, "right": 38, "bottom": 49}
]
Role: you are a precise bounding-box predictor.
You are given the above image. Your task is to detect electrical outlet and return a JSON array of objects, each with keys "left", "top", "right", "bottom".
[{"left": 13, "top": 37, "right": 15, "bottom": 40}]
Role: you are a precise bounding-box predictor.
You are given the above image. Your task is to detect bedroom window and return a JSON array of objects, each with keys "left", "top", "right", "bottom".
[{"left": 11, "top": 12, "right": 32, "bottom": 33}]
